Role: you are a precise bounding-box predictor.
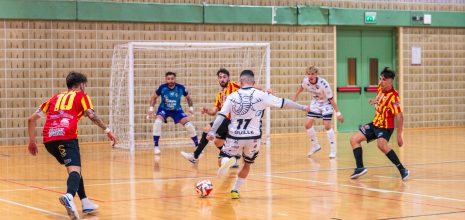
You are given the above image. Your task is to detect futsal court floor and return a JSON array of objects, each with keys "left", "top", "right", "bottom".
[{"left": 0, "top": 128, "right": 464, "bottom": 219}]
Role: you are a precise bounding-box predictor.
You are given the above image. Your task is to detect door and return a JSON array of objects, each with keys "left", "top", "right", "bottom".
[{"left": 337, "top": 28, "right": 395, "bottom": 132}]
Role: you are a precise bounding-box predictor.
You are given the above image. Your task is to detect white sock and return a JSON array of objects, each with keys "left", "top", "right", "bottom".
[
  {"left": 326, "top": 128, "right": 336, "bottom": 149},
  {"left": 232, "top": 177, "right": 246, "bottom": 191},
  {"left": 306, "top": 127, "right": 319, "bottom": 148},
  {"left": 220, "top": 157, "right": 230, "bottom": 166}
]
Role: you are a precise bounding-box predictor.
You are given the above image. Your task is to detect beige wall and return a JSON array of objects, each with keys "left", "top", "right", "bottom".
[
  {"left": 401, "top": 27, "right": 465, "bottom": 128},
  {"left": 0, "top": 21, "right": 335, "bottom": 145},
  {"left": 1, "top": 20, "right": 464, "bottom": 146}
]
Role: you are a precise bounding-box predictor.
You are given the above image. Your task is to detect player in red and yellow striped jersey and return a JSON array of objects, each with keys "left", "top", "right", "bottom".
[
  {"left": 27, "top": 71, "right": 117, "bottom": 219},
  {"left": 180, "top": 68, "right": 240, "bottom": 164},
  {"left": 349, "top": 67, "right": 409, "bottom": 181}
]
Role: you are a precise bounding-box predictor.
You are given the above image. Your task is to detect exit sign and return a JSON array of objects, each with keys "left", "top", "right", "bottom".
[{"left": 365, "top": 12, "right": 377, "bottom": 24}]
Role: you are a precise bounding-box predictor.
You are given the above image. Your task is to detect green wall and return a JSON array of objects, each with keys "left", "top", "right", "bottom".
[{"left": 0, "top": 0, "right": 464, "bottom": 27}]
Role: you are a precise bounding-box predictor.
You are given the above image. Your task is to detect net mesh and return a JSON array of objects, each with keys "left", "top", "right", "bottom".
[{"left": 110, "top": 42, "right": 269, "bottom": 150}]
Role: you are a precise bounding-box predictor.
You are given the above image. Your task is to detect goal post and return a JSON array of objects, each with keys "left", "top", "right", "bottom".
[{"left": 110, "top": 42, "right": 271, "bottom": 152}]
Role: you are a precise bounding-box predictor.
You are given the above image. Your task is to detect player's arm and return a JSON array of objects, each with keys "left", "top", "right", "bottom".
[
  {"left": 185, "top": 94, "right": 194, "bottom": 114},
  {"left": 201, "top": 106, "right": 219, "bottom": 116},
  {"left": 86, "top": 109, "right": 117, "bottom": 146},
  {"left": 292, "top": 85, "right": 304, "bottom": 101},
  {"left": 281, "top": 98, "right": 309, "bottom": 112},
  {"left": 395, "top": 112, "right": 404, "bottom": 147},
  {"left": 207, "top": 98, "right": 232, "bottom": 140},
  {"left": 27, "top": 110, "right": 45, "bottom": 156},
  {"left": 328, "top": 97, "right": 344, "bottom": 123},
  {"left": 148, "top": 92, "right": 159, "bottom": 116},
  {"left": 264, "top": 92, "right": 309, "bottom": 112}
]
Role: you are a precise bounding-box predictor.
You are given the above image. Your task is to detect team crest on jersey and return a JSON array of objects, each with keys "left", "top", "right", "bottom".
[{"left": 231, "top": 91, "right": 261, "bottom": 115}]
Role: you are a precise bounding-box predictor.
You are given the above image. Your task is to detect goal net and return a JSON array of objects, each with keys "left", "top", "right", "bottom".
[{"left": 110, "top": 42, "right": 270, "bottom": 152}]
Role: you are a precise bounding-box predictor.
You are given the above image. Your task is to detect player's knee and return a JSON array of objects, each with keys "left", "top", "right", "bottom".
[
  {"left": 153, "top": 118, "right": 162, "bottom": 136},
  {"left": 184, "top": 122, "right": 196, "bottom": 137},
  {"left": 350, "top": 135, "right": 360, "bottom": 147},
  {"left": 214, "top": 139, "right": 224, "bottom": 148}
]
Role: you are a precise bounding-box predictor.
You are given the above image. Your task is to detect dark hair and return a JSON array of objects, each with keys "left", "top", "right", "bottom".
[
  {"left": 66, "top": 71, "right": 87, "bottom": 89},
  {"left": 380, "top": 67, "right": 395, "bottom": 79},
  {"left": 165, "top": 71, "right": 176, "bottom": 77},
  {"left": 240, "top": 70, "right": 254, "bottom": 78},
  {"left": 217, "top": 68, "right": 230, "bottom": 77}
]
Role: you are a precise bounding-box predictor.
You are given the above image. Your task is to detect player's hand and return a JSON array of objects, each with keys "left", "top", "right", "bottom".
[
  {"left": 206, "top": 132, "right": 215, "bottom": 141},
  {"left": 188, "top": 106, "right": 194, "bottom": 114},
  {"left": 397, "top": 133, "right": 404, "bottom": 147},
  {"left": 107, "top": 131, "right": 117, "bottom": 147},
  {"left": 337, "top": 114, "right": 345, "bottom": 123},
  {"left": 28, "top": 142, "right": 38, "bottom": 156},
  {"left": 266, "top": 88, "right": 273, "bottom": 94},
  {"left": 291, "top": 96, "right": 297, "bottom": 102},
  {"left": 200, "top": 107, "right": 208, "bottom": 114},
  {"left": 369, "top": 99, "right": 376, "bottom": 105},
  {"left": 305, "top": 105, "right": 310, "bottom": 112}
]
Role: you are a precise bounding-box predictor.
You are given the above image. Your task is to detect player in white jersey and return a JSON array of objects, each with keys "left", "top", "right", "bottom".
[
  {"left": 292, "top": 66, "right": 344, "bottom": 158},
  {"left": 207, "top": 70, "right": 309, "bottom": 199}
]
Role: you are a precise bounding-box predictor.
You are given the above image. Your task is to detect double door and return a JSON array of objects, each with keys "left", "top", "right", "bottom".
[{"left": 336, "top": 29, "right": 395, "bottom": 132}]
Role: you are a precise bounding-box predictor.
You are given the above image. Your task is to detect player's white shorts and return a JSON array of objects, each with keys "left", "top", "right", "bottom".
[
  {"left": 219, "top": 138, "right": 261, "bottom": 163},
  {"left": 307, "top": 100, "right": 334, "bottom": 120}
]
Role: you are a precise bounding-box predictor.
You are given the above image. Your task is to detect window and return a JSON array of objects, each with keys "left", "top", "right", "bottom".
[
  {"left": 347, "top": 58, "right": 356, "bottom": 86},
  {"left": 369, "top": 58, "right": 378, "bottom": 86}
]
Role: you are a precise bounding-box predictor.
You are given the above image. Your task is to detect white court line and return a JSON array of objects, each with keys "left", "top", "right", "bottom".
[
  {"left": 268, "top": 174, "right": 465, "bottom": 203},
  {"left": 0, "top": 175, "right": 215, "bottom": 193},
  {"left": 0, "top": 197, "right": 68, "bottom": 218},
  {"left": 376, "top": 175, "right": 465, "bottom": 182},
  {"left": 255, "top": 159, "right": 465, "bottom": 175}
]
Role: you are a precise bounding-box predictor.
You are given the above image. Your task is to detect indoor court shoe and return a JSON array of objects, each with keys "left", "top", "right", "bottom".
[
  {"left": 217, "top": 157, "right": 237, "bottom": 177},
  {"left": 231, "top": 160, "right": 240, "bottom": 169},
  {"left": 400, "top": 168, "right": 410, "bottom": 181},
  {"left": 231, "top": 190, "right": 240, "bottom": 199},
  {"left": 180, "top": 151, "right": 197, "bottom": 164},
  {"left": 350, "top": 167, "right": 368, "bottom": 179},
  {"left": 307, "top": 145, "right": 321, "bottom": 157},
  {"left": 81, "top": 198, "right": 99, "bottom": 214},
  {"left": 59, "top": 193, "right": 80, "bottom": 220},
  {"left": 153, "top": 146, "right": 161, "bottom": 155},
  {"left": 329, "top": 146, "right": 337, "bottom": 159}
]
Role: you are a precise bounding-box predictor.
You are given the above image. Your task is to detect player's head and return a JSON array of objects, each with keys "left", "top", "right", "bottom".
[
  {"left": 379, "top": 67, "right": 395, "bottom": 89},
  {"left": 239, "top": 70, "right": 255, "bottom": 87},
  {"left": 305, "top": 66, "right": 319, "bottom": 82},
  {"left": 217, "top": 68, "right": 230, "bottom": 88},
  {"left": 66, "top": 71, "right": 87, "bottom": 91},
  {"left": 165, "top": 71, "right": 176, "bottom": 87}
]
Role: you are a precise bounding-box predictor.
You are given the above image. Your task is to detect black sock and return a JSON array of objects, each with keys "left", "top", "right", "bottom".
[
  {"left": 66, "top": 171, "right": 81, "bottom": 197},
  {"left": 77, "top": 175, "right": 86, "bottom": 200},
  {"left": 386, "top": 150, "right": 405, "bottom": 171},
  {"left": 193, "top": 132, "right": 209, "bottom": 159},
  {"left": 353, "top": 147, "right": 364, "bottom": 168}
]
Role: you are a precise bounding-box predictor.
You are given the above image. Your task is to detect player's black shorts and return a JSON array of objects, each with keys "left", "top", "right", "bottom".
[
  {"left": 44, "top": 139, "right": 81, "bottom": 167},
  {"left": 210, "top": 118, "right": 231, "bottom": 140},
  {"left": 359, "top": 122, "right": 394, "bottom": 143}
]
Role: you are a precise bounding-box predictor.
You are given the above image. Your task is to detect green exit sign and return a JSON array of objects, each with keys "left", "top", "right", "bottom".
[{"left": 365, "top": 12, "right": 377, "bottom": 24}]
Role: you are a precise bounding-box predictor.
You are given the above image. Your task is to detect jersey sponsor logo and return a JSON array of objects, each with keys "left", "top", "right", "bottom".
[
  {"left": 60, "top": 118, "right": 70, "bottom": 127},
  {"left": 49, "top": 128, "right": 65, "bottom": 137},
  {"left": 234, "top": 130, "right": 255, "bottom": 135},
  {"left": 50, "top": 110, "right": 74, "bottom": 119}
]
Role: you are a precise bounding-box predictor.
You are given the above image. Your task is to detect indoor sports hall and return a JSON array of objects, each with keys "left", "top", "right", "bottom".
[{"left": 0, "top": 0, "right": 464, "bottom": 219}]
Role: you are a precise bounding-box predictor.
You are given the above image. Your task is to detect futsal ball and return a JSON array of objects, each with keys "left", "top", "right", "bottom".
[{"left": 195, "top": 179, "right": 213, "bottom": 198}]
